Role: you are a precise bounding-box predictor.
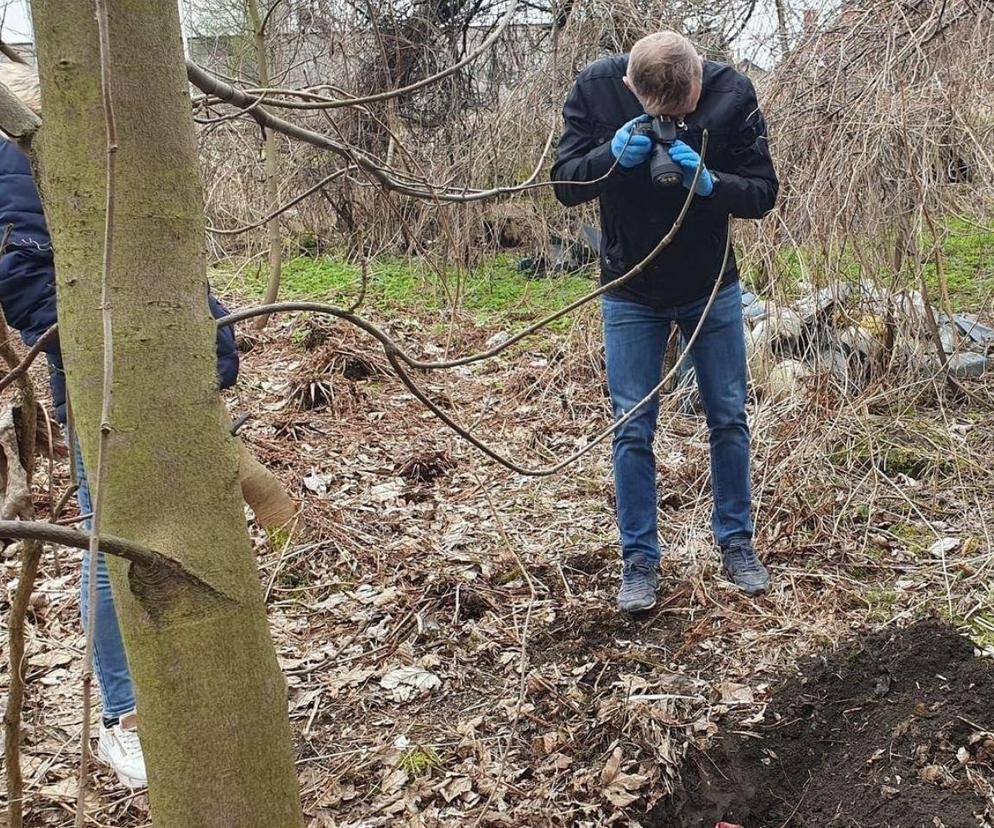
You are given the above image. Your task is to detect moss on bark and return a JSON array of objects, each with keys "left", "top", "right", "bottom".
[{"left": 31, "top": 2, "right": 304, "bottom": 825}]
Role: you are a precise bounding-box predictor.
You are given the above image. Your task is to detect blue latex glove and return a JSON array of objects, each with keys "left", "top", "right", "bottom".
[
  {"left": 668, "top": 140, "right": 715, "bottom": 196},
  {"left": 610, "top": 116, "right": 653, "bottom": 169}
]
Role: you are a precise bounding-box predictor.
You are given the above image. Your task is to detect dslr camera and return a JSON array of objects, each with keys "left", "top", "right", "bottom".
[{"left": 631, "top": 116, "right": 684, "bottom": 188}]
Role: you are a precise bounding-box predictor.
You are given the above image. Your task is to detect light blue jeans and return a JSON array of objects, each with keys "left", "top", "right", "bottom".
[
  {"left": 75, "top": 439, "right": 136, "bottom": 720},
  {"left": 602, "top": 282, "right": 754, "bottom": 564}
]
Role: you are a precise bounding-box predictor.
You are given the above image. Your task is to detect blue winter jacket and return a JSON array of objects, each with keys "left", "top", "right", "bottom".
[{"left": 0, "top": 138, "right": 238, "bottom": 423}]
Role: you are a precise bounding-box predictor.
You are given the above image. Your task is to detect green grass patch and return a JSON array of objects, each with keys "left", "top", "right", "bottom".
[
  {"left": 966, "top": 612, "right": 994, "bottom": 650},
  {"left": 829, "top": 419, "right": 958, "bottom": 479},
  {"left": 865, "top": 586, "right": 900, "bottom": 622},
  {"left": 398, "top": 745, "right": 441, "bottom": 778},
  {"left": 922, "top": 218, "right": 994, "bottom": 311},
  {"left": 889, "top": 521, "right": 931, "bottom": 555},
  {"left": 742, "top": 217, "right": 994, "bottom": 312},
  {"left": 266, "top": 525, "right": 293, "bottom": 553},
  {"left": 214, "top": 253, "right": 593, "bottom": 328}
]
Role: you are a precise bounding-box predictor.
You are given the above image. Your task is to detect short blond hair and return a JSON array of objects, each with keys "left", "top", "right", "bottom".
[
  {"left": 627, "top": 32, "right": 701, "bottom": 114},
  {"left": 0, "top": 61, "right": 41, "bottom": 115}
]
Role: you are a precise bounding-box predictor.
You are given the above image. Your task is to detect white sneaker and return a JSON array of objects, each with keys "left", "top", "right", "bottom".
[{"left": 97, "top": 711, "right": 148, "bottom": 789}]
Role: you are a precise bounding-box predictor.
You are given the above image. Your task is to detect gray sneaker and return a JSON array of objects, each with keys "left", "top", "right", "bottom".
[
  {"left": 721, "top": 540, "right": 770, "bottom": 596},
  {"left": 617, "top": 555, "right": 658, "bottom": 613}
]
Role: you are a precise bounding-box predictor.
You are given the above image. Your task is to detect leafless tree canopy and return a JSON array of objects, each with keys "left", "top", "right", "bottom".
[{"left": 191, "top": 0, "right": 992, "bottom": 319}]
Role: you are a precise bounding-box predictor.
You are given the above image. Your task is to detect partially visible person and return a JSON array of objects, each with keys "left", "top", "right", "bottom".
[{"left": 0, "top": 61, "right": 239, "bottom": 788}]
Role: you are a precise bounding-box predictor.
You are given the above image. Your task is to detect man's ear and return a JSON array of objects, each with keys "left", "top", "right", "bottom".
[{"left": 622, "top": 75, "right": 643, "bottom": 108}]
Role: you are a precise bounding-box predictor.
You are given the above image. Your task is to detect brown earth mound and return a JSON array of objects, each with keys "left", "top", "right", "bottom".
[{"left": 648, "top": 621, "right": 994, "bottom": 828}]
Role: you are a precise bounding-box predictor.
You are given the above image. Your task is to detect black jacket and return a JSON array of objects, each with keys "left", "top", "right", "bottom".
[
  {"left": 0, "top": 139, "right": 239, "bottom": 423},
  {"left": 552, "top": 56, "right": 778, "bottom": 308}
]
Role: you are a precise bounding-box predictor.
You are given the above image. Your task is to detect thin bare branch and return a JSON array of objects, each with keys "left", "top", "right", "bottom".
[
  {"left": 0, "top": 325, "right": 58, "bottom": 395},
  {"left": 0, "top": 309, "right": 39, "bottom": 828},
  {"left": 207, "top": 168, "right": 351, "bottom": 236},
  {"left": 208, "top": 1, "right": 518, "bottom": 112},
  {"left": 76, "top": 0, "right": 118, "bottom": 819},
  {"left": 0, "top": 520, "right": 225, "bottom": 591},
  {"left": 218, "top": 134, "right": 709, "bottom": 374},
  {"left": 186, "top": 59, "right": 604, "bottom": 204}
]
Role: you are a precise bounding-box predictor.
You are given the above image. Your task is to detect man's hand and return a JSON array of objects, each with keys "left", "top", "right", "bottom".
[
  {"left": 610, "top": 116, "right": 652, "bottom": 168},
  {"left": 668, "top": 140, "right": 714, "bottom": 196}
]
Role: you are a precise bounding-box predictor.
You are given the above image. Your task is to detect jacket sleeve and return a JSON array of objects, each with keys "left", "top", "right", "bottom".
[
  {"left": 551, "top": 81, "right": 619, "bottom": 207},
  {"left": 0, "top": 252, "right": 67, "bottom": 421},
  {"left": 0, "top": 251, "right": 59, "bottom": 352},
  {"left": 708, "top": 77, "right": 779, "bottom": 219},
  {"left": 208, "top": 292, "right": 239, "bottom": 390}
]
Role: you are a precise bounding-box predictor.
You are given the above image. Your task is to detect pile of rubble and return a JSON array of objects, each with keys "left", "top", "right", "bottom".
[{"left": 677, "top": 282, "right": 993, "bottom": 406}]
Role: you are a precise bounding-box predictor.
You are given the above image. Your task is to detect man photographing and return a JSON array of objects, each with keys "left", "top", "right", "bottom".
[{"left": 551, "top": 32, "right": 778, "bottom": 612}]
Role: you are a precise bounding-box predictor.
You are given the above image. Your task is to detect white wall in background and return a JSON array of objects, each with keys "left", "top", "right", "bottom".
[{"left": 0, "top": 0, "right": 31, "bottom": 42}]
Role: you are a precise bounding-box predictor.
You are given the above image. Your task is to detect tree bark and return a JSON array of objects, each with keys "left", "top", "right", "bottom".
[
  {"left": 247, "top": 0, "right": 284, "bottom": 330},
  {"left": 30, "top": 2, "right": 304, "bottom": 826},
  {"left": 774, "top": 0, "right": 791, "bottom": 57}
]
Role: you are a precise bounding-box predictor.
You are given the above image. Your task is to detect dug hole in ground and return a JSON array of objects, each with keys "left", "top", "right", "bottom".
[{"left": 648, "top": 621, "right": 994, "bottom": 827}]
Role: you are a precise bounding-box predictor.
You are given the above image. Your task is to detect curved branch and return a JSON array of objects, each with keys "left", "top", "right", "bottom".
[
  {"left": 259, "top": 0, "right": 287, "bottom": 36},
  {"left": 217, "top": 134, "right": 709, "bottom": 374},
  {"left": 221, "top": 230, "right": 729, "bottom": 477},
  {"left": 218, "top": 177, "right": 724, "bottom": 475},
  {"left": 385, "top": 231, "right": 731, "bottom": 477},
  {"left": 185, "top": 59, "right": 599, "bottom": 204}
]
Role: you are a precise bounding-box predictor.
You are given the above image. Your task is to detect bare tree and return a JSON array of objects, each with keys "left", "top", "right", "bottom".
[{"left": 30, "top": 0, "right": 305, "bottom": 823}]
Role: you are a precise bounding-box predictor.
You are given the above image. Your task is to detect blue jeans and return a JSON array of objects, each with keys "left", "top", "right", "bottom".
[
  {"left": 75, "top": 440, "right": 136, "bottom": 719},
  {"left": 602, "top": 282, "right": 753, "bottom": 564}
]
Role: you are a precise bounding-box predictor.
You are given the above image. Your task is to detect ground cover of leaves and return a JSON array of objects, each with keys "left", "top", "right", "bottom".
[{"left": 2, "top": 298, "right": 993, "bottom": 827}]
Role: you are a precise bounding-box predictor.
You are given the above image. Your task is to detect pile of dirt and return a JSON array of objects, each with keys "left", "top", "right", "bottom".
[{"left": 648, "top": 621, "right": 994, "bottom": 827}]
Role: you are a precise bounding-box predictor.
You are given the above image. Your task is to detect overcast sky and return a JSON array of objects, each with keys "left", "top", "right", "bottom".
[{"left": 0, "top": 1, "right": 29, "bottom": 41}]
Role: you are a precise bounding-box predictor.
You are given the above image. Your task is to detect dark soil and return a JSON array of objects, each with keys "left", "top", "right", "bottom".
[{"left": 648, "top": 620, "right": 994, "bottom": 828}]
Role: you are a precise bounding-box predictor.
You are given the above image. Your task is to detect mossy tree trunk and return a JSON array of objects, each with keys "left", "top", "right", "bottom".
[{"left": 31, "top": 2, "right": 304, "bottom": 825}]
